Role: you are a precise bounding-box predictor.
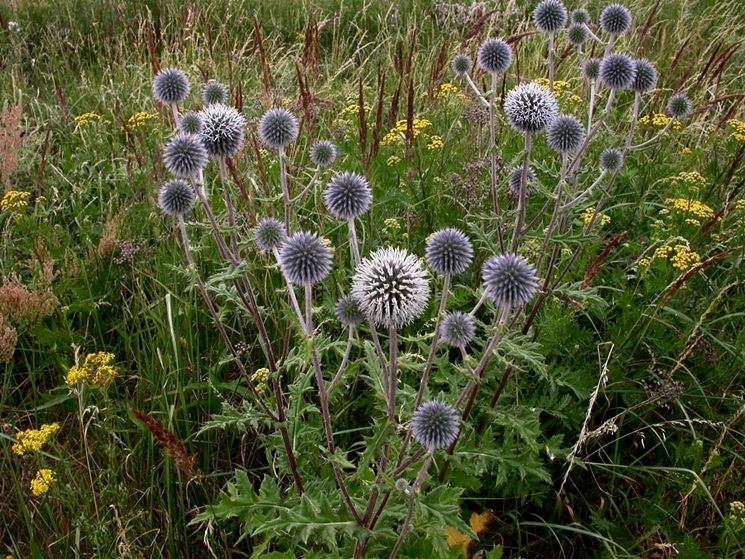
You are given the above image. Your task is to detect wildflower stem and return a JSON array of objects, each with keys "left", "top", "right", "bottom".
[
  {"left": 272, "top": 248, "right": 308, "bottom": 335},
  {"left": 548, "top": 32, "right": 555, "bottom": 90},
  {"left": 625, "top": 92, "right": 641, "bottom": 149},
  {"left": 78, "top": 387, "right": 100, "bottom": 518},
  {"left": 289, "top": 166, "right": 320, "bottom": 204},
  {"left": 470, "top": 289, "right": 488, "bottom": 316},
  {"left": 488, "top": 74, "right": 503, "bottom": 231},
  {"left": 536, "top": 153, "right": 568, "bottom": 271},
  {"left": 464, "top": 73, "right": 490, "bottom": 108},
  {"left": 388, "top": 326, "right": 398, "bottom": 424},
  {"left": 169, "top": 103, "right": 179, "bottom": 128},
  {"left": 584, "top": 24, "right": 602, "bottom": 43},
  {"left": 587, "top": 80, "right": 596, "bottom": 133},
  {"left": 603, "top": 88, "right": 617, "bottom": 114},
  {"left": 604, "top": 34, "right": 616, "bottom": 57},
  {"left": 348, "top": 218, "right": 362, "bottom": 268},
  {"left": 328, "top": 327, "right": 355, "bottom": 394},
  {"left": 279, "top": 147, "right": 291, "bottom": 232},
  {"left": 304, "top": 284, "right": 314, "bottom": 337},
  {"left": 387, "top": 454, "right": 434, "bottom": 559},
  {"left": 510, "top": 133, "right": 533, "bottom": 252},
  {"left": 560, "top": 170, "right": 608, "bottom": 210},
  {"left": 414, "top": 274, "right": 450, "bottom": 410},
  {"left": 628, "top": 119, "right": 674, "bottom": 151}
]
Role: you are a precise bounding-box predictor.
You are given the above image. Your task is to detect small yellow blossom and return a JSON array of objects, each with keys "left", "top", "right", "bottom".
[
  {"left": 727, "top": 119, "right": 745, "bottom": 144},
  {"left": 730, "top": 501, "right": 745, "bottom": 531},
  {"left": 0, "top": 190, "right": 31, "bottom": 213},
  {"left": 251, "top": 367, "right": 270, "bottom": 395},
  {"left": 680, "top": 147, "right": 692, "bottom": 156},
  {"left": 65, "top": 351, "right": 119, "bottom": 387},
  {"left": 127, "top": 111, "right": 158, "bottom": 129},
  {"left": 670, "top": 243, "right": 700, "bottom": 271},
  {"left": 637, "top": 257, "right": 651, "bottom": 269},
  {"left": 426, "top": 135, "right": 444, "bottom": 150},
  {"left": 387, "top": 155, "right": 401, "bottom": 166},
  {"left": 672, "top": 171, "right": 707, "bottom": 189},
  {"left": 341, "top": 104, "right": 360, "bottom": 117},
  {"left": 535, "top": 78, "right": 572, "bottom": 95},
  {"left": 381, "top": 119, "right": 432, "bottom": 145},
  {"left": 582, "top": 207, "right": 610, "bottom": 228},
  {"left": 684, "top": 218, "right": 701, "bottom": 226},
  {"left": 12, "top": 423, "right": 60, "bottom": 456},
  {"left": 436, "top": 82, "right": 464, "bottom": 100},
  {"left": 30, "top": 469, "right": 56, "bottom": 496},
  {"left": 566, "top": 94, "right": 583, "bottom": 107},
  {"left": 74, "top": 112, "right": 108, "bottom": 126},
  {"left": 665, "top": 198, "right": 714, "bottom": 219}
]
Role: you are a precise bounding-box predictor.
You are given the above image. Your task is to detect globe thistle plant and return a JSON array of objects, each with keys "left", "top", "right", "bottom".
[
  {"left": 163, "top": 133, "right": 208, "bottom": 179},
  {"left": 668, "top": 93, "right": 692, "bottom": 119},
  {"left": 599, "top": 148, "right": 624, "bottom": 172},
  {"left": 425, "top": 228, "right": 474, "bottom": 277},
  {"left": 582, "top": 58, "right": 601, "bottom": 81},
  {"left": 254, "top": 217, "right": 287, "bottom": 253},
  {"left": 547, "top": 115, "right": 585, "bottom": 154},
  {"left": 351, "top": 247, "right": 430, "bottom": 329},
  {"left": 278, "top": 231, "right": 333, "bottom": 286},
  {"left": 323, "top": 172, "right": 372, "bottom": 221},
  {"left": 599, "top": 53, "right": 635, "bottom": 90},
  {"left": 334, "top": 295, "right": 365, "bottom": 327},
  {"left": 198, "top": 103, "right": 246, "bottom": 159},
  {"left": 153, "top": 67, "right": 190, "bottom": 106},
  {"left": 571, "top": 8, "right": 590, "bottom": 24},
  {"left": 631, "top": 59, "right": 657, "bottom": 93},
  {"left": 599, "top": 4, "right": 632, "bottom": 36},
  {"left": 508, "top": 165, "right": 537, "bottom": 197},
  {"left": 411, "top": 400, "right": 460, "bottom": 451},
  {"left": 533, "top": 0, "right": 568, "bottom": 33},
  {"left": 310, "top": 140, "right": 337, "bottom": 168},
  {"left": 567, "top": 23, "right": 589, "bottom": 47},
  {"left": 440, "top": 311, "right": 476, "bottom": 348},
  {"left": 451, "top": 53, "right": 473, "bottom": 77},
  {"left": 504, "top": 82, "right": 559, "bottom": 134},
  {"left": 482, "top": 253, "right": 539, "bottom": 309},
  {"left": 178, "top": 111, "right": 202, "bottom": 135},
  {"left": 477, "top": 39, "right": 513, "bottom": 75},
  {"left": 202, "top": 80, "right": 229, "bottom": 106},
  {"left": 258, "top": 108, "right": 299, "bottom": 150},
  {"left": 157, "top": 179, "right": 196, "bottom": 217}
]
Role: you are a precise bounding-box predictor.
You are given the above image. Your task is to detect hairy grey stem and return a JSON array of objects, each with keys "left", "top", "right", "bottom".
[
  {"left": 470, "top": 290, "right": 488, "bottom": 316},
  {"left": 348, "top": 219, "right": 362, "bottom": 268},
  {"left": 548, "top": 32, "right": 556, "bottom": 89},
  {"left": 561, "top": 170, "right": 608, "bottom": 210},
  {"left": 279, "top": 147, "right": 291, "bottom": 232},
  {"left": 329, "top": 327, "right": 355, "bottom": 394},
  {"left": 388, "top": 326, "right": 398, "bottom": 424},
  {"left": 603, "top": 88, "right": 617, "bottom": 114},
  {"left": 170, "top": 103, "right": 179, "bottom": 128},
  {"left": 488, "top": 73, "right": 501, "bottom": 222},
  {"left": 628, "top": 119, "right": 674, "bottom": 151},
  {"left": 584, "top": 24, "right": 602, "bottom": 43},
  {"left": 604, "top": 34, "right": 616, "bottom": 56},
  {"left": 625, "top": 92, "right": 641, "bottom": 149},
  {"left": 289, "top": 166, "right": 320, "bottom": 204},
  {"left": 387, "top": 454, "right": 434, "bottom": 559},
  {"left": 535, "top": 153, "right": 569, "bottom": 271},
  {"left": 464, "top": 73, "right": 490, "bottom": 107},
  {"left": 510, "top": 133, "right": 534, "bottom": 252},
  {"left": 587, "top": 80, "right": 596, "bottom": 133},
  {"left": 272, "top": 248, "right": 308, "bottom": 335},
  {"left": 414, "top": 275, "right": 450, "bottom": 410}
]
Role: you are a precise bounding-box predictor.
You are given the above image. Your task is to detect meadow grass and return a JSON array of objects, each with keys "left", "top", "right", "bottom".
[{"left": 1, "top": 0, "right": 744, "bottom": 557}]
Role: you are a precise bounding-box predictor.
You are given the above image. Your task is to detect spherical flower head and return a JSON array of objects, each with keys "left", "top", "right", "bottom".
[
  {"left": 153, "top": 67, "right": 190, "bottom": 105},
  {"left": 547, "top": 114, "right": 585, "bottom": 154},
  {"left": 477, "top": 39, "right": 513, "bottom": 74},
  {"left": 600, "top": 4, "right": 632, "bottom": 35},
  {"left": 334, "top": 294, "right": 365, "bottom": 327},
  {"left": 411, "top": 400, "right": 460, "bottom": 451},
  {"left": 163, "top": 133, "right": 208, "bottom": 178},
  {"left": 178, "top": 111, "right": 203, "bottom": 135},
  {"left": 599, "top": 148, "right": 624, "bottom": 172},
  {"left": 508, "top": 165, "right": 538, "bottom": 197},
  {"left": 323, "top": 172, "right": 372, "bottom": 220},
  {"left": 351, "top": 247, "right": 430, "bottom": 329},
  {"left": 441, "top": 311, "right": 476, "bottom": 348},
  {"left": 278, "top": 231, "right": 333, "bottom": 285},
  {"left": 310, "top": 140, "right": 337, "bottom": 168},
  {"left": 668, "top": 93, "right": 692, "bottom": 118},
  {"left": 254, "top": 217, "right": 287, "bottom": 252},
  {"left": 202, "top": 80, "right": 229, "bottom": 106},
  {"left": 599, "top": 53, "right": 635, "bottom": 90},
  {"left": 158, "top": 179, "right": 196, "bottom": 216},
  {"left": 571, "top": 8, "right": 590, "bottom": 24},
  {"left": 258, "top": 108, "right": 299, "bottom": 149},
  {"left": 567, "top": 23, "right": 588, "bottom": 46},
  {"left": 631, "top": 59, "right": 657, "bottom": 93},
  {"left": 482, "top": 253, "right": 539, "bottom": 309},
  {"left": 533, "top": 0, "right": 568, "bottom": 33},
  {"left": 425, "top": 228, "right": 473, "bottom": 276},
  {"left": 198, "top": 103, "right": 246, "bottom": 158},
  {"left": 504, "top": 82, "right": 559, "bottom": 134},
  {"left": 582, "top": 58, "right": 601, "bottom": 81},
  {"left": 451, "top": 53, "right": 473, "bottom": 77}
]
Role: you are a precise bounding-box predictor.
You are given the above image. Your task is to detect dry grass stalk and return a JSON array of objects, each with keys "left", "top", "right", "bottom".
[
  {"left": 0, "top": 103, "right": 23, "bottom": 192},
  {"left": 131, "top": 409, "right": 200, "bottom": 478}
]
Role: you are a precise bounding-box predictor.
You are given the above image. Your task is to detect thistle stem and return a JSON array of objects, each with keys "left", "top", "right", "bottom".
[
  {"left": 289, "top": 166, "right": 320, "bottom": 204},
  {"left": 470, "top": 290, "right": 488, "bottom": 316},
  {"left": 584, "top": 24, "right": 602, "bottom": 43},
  {"left": 388, "top": 326, "right": 398, "bottom": 424},
  {"left": 628, "top": 119, "right": 674, "bottom": 151},
  {"left": 548, "top": 32, "right": 556, "bottom": 89},
  {"left": 603, "top": 88, "right": 617, "bottom": 114},
  {"left": 348, "top": 219, "right": 362, "bottom": 268},
  {"left": 279, "top": 147, "right": 291, "bottom": 232},
  {"left": 560, "top": 170, "right": 608, "bottom": 210},
  {"left": 329, "top": 327, "right": 355, "bottom": 394},
  {"left": 488, "top": 73, "right": 502, "bottom": 228},
  {"left": 510, "top": 133, "right": 533, "bottom": 252},
  {"left": 625, "top": 92, "right": 641, "bottom": 149},
  {"left": 464, "top": 73, "right": 490, "bottom": 107},
  {"left": 387, "top": 454, "right": 434, "bottom": 559},
  {"left": 170, "top": 103, "right": 179, "bottom": 128},
  {"left": 414, "top": 275, "right": 450, "bottom": 410},
  {"left": 587, "top": 80, "right": 596, "bottom": 133},
  {"left": 272, "top": 248, "right": 308, "bottom": 334}
]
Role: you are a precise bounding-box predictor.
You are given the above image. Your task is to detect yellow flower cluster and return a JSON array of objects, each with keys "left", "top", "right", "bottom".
[
  {"left": 74, "top": 112, "right": 108, "bottom": 126},
  {"left": 0, "top": 190, "right": 30, "bottom": 212},
  {"left": 387, "top": 155, "right": 401, "bottom": 166},
  {"left": 665, "top": 198, "right": 714, "bottom": 219},
  {"left": 65, "top": 351, "right": 119, "bottom": 387},
  {"left": 565, "top": 94, "right": 583, "bottom": 107},
  {"left": 727, "top": 119, "right": 745, "bottom": 143},
  {"left": 535, "top": 78, "right": 572, "bottom": 95},
  {"left": 582, "top": 207, "right": 610, "bottom": 228},
  {"left": 251, "top": 367, "right": 270, "bottom": 395},
  {"left": 381, "top": 119, "right": 432, "bottom": 145},
  {"left": 730, "top": 501, "right": 745, "bottom": 530},
  {"left": 127, "top": 111, "right": 158, "bottom": 129},
  {"left": 12, "top": 423, "right": 60, "bottom": 456},
  {"left": 653, "top": 242, "right": 701, "bottom": 271},
  {"left": 30, "top": 468, "right": 56, "bottom": 496},
  {"left": 638, "top": 113, "right": 682, "bottom": 129},
  {"left": 427, "top": 135, "right": 444, "bottom": 150},
  {"left": 436, "top": 82, "right": 464, "bottom": 100},
  {"left": 340, "top": 104, "right": 360, "bottom": 117},
  {"left": 673, "top": 171, "right": 707, "bottom": 189},
  {"left": 680, "top": 147, "right": 692, "bottom": 156}
]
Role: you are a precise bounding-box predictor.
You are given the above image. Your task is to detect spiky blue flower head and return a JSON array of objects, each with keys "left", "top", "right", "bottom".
[
  {"left": 547, "top": 114, "right": 585, "bottom": 154},
  {"left": 254, "top": 217, "right": 287, "bottom": 253},
  {"left": 668, "top": 93, "right": 692, "bottom": 118},
  {"left": 599, "top": 4, "right": 632, "bottom": 35},
  {"left": 310, "top": 140, "right": 337, "bottom": 168},
  {"left": 323, "top": 172, "right": 372, "bottom": 220},
  {"left": 533, "top": 0, "right": 568, "bottom": 33},
  {"left": 411, "top": 400, "right": 460, "bottom": 451},
  {"left": 599, "top": 148, "right": 624, "bottom": 172},
  {"left": 198, "top": 103, "right": 246, "bottom": 159},
  {"left": 202, "top": 80, "right": 229, "bottom": 106},
  {"left": 599, "top": 53, "right": 635, "bottom": 90},
  {"left": 258, "top": 108, "right": 299, "bottom": 150},
  {"left": 334, "top": 294, "right": 365, "bottom": 327},
  {"left": 482, "top": 253, "right": 539, "bottom": 309},
  {"left": 351, "top": 247, "right": 430, "bottom": 329},
  {"left": 571, "top": 8, "right": 590, "bottom": 24},
  {"left": 157, "top": 179, "right": 196, "bottom": 216},
  {"left": 153, "top": 67, "right": 190, "bottom": 105},
  {"left": 582, "top": 58, "right": 601, "bottom": 81},
  {"left": 477, "top": 39, "right": 513, "bottom": 74},
  {"left": 278, "top": 231, "right": 333, "bottom": 285},
  {"left": 451, "top": 53, "right": 473, "bottom": 77},
  {"left": 425, "top": 228, "right": 473, "bottom": 276},
  {"left": 508, "top": 165, "right": 538, "bottom": 197},
  {"left": 163, "top": 133, "right": 208, "bottom": 178},
  {"left": 441, "top": 311, "right": 476, "bottom": 348},
  {"left": 631, "top": 59, "right": 657, "bottom": 93},
  {"left": 567, "top": 23, "right": 588, "bottom": 46},
  {"left": 504, "top": 82, "right": 559, "bottom": 134},
  {"left": 178, "top": 111, "right": 203, "bottom": 135}
]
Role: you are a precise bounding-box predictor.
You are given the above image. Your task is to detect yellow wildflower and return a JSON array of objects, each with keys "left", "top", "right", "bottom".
[
  {"left": 74, "top": 112, "right": 108, "bottom": 126},
  {"left": 582, "top": 207, "right": 610, "bottom": 228},
  {"left": 30, "top": 469, "right": 56, "bottom": 496},
  {"left": 127, "top": 111, "right": 158, "bottom": 129},
  {"left": 65, "top": 351, "right": 119, "bottom": 387},
  {"left": 727, "top": 119, "right": 745, "bottom": 143},
  {"left": 251, "top": 367, "right": 270, "bottom": 395},
  {"left": 684, "top": 218, "right": 701, "bottom": 226},
  {"left": 730, "top": 501, "right": 745, "bottom": 530},
  {"left": 387, "top": 155, "right": 401, "bottom": 166},
  {"left": 426, "top": 135, "right": 444, "bottom": 150},
  {"left": 436, "top": 82, "right": 463, "bottom": 100},
  {"left": 680, "top": 147, "right": 692, "bottom": 156},
  {"left": 665, "top": 198, "right": 714, "bottom": 219},
  {"left": 381, "top": 119, "right": 432, "bottom": 145},
  {"left": 535, "top": 78, "right": 572, "bottom": 95},
  {"left": 12, "top": 423, "right": 60, "bottom": 456},
  {"left": 670, "top": 243, "right": 700, "bottom": 271},
  {"left": 0, "top": 190, "right": 30, "bottom": 213},
  {"left": 341, "top": 104, "right": 360, "bottom": 117}
]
